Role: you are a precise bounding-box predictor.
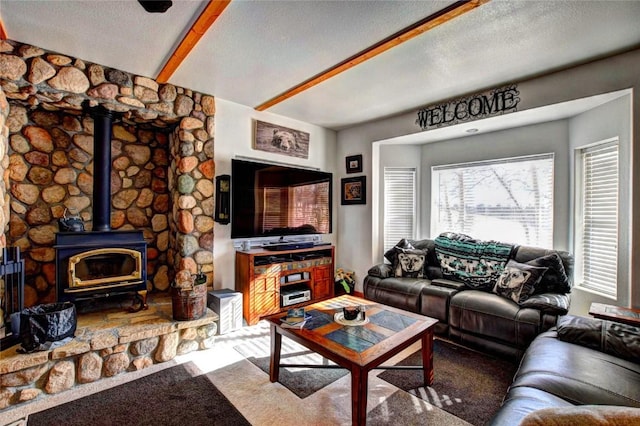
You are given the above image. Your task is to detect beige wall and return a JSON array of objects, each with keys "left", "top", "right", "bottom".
[
  {"left": 337, "top": 47, "right": 640, "bottom": 311},
  {"left": 212, "top": 99, "right": 338, "bottom": 292}
]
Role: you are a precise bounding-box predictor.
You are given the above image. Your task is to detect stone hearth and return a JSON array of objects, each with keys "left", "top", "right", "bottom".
[{"left": 0, "top": 294, "right": 218, "bottom": 412}]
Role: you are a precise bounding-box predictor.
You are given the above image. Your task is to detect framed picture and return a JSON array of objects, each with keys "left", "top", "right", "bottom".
[
  {"left": 254, "top": 120, "right": 310, "bottom": 159},
  {"left": 345, "top": 154, "right": 362, "bottom": 174},
  {"left": 341, "top": 176, "right": 366, "bottom": 205}
]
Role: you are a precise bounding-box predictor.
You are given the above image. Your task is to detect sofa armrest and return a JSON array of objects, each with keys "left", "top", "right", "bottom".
[
  {"left": 519, "top": 293, "right": 570, "bottom": 315},
  {"left": 556, "top": 315, "right": 640, "bottom": 363},
  {"left": 367, "top": 263, "right": 393, "bottom": 279}
]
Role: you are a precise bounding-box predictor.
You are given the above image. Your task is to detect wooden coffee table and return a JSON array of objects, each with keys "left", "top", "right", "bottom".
[{"left": 264, "top": 295, "right": 438, "bottom": 426}]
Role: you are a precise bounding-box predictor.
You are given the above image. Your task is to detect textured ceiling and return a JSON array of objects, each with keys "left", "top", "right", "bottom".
[{"left": 2, "top": 0, "right": 640, "bottom": 130}]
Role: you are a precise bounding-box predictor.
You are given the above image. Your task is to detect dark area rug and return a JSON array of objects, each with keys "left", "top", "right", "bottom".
[
  {"left": 234, "top": 336, "right": 348, "bottom": 398},
  {"left": 28, "top": 363, "right": 250, "bottom": 426},
  {"left": 378, "top": 339, "right": 518, "bottom": 426}
]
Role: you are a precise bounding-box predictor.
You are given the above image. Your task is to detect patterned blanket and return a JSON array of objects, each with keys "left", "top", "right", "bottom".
[{"left": 434, "top": 232, "right": 515, "bottom": 290}]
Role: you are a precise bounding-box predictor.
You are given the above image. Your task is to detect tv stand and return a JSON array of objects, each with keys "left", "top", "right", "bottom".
[{"left": 236, "top": 245, "right": 335, "bottom": 325}]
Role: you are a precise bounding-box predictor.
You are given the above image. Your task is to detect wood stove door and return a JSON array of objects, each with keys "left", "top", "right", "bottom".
[{"left": 67, "top": 248, "right": 143, "bottom": 292}]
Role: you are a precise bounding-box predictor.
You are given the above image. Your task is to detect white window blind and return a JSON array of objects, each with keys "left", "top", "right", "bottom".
[
  {"left": 384, "top": 167, "right": 416, "bottom": 252},
  {"left": 577, "top": 140, "right": 619, "bottom": 297},
  {"left": 431, "top": 154, "right": 554, "bottom": 247}
]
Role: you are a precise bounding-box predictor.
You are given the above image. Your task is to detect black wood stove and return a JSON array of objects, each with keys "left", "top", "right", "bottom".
[
  {"left": 55, "top": 231, "right": 147, "bottom": 309},
  {"left": 55, "top": 106, "right": 148, "bottom": 310}
]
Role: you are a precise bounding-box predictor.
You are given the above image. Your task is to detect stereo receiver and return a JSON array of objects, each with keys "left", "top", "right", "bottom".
[{"left": 281, "top": 286, "right": 311, "bottom": 307}]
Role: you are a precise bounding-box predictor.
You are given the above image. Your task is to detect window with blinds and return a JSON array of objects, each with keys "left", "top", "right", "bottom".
[
  {"left": 576, "top": 139, "right": 619, "bottom": 297},
  {"left": 384, "top": 168, "right": 417, "bottom": 252},
  {"left": 431, "top": 154, "right": 554, "bottom": 247}
]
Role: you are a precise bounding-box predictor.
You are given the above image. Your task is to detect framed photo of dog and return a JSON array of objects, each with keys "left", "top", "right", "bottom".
[
  {"left": 341, "top": 176, "right": 366, "bottom": 205},
  {"left": 254, "top": 120, "right": 310, "bottom": 159}
]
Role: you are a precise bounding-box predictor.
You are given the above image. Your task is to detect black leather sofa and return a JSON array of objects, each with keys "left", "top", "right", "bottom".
[
  {"left": 489, "top": 316, "right": 640, "bottom": 425},
  {"left": 365, "top": 235, "right": 640, "bottom": 424},
  {"left": 364, "top": 236, "right": 573, "bottom": 359}
]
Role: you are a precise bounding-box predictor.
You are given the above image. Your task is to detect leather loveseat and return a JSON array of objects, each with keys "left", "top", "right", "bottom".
[
  {"left": 364, "top": 233, "right": 573, "bottom": 359},
  {"left": 489, "top": 315, "right": 640, "bottom": 425}
]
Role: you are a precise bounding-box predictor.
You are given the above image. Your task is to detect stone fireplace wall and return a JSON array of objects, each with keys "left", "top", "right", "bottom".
[
  {"left": 0, "top": 40, "right": 215, "bottom": 307},
  {"left": 7, "top": 110, "right": 172, "bottom": 305},
  {"left": 0, "top": 88, "right": 9, "bottom": 249},
  {"left": 0, "top": 86, "right": 9, "bottom": 331},
  {"left": 169, "top": 120, "right": 215, "bottom": 277}
]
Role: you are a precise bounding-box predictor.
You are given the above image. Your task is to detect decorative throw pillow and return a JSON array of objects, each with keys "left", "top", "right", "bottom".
[
  {"left": 525, "top": 252, "right": 571, "bottom": 294},
  {"left": 492, "top": 260, "right": 548, "bottom": 304},
  {"left": 384, "top": 238, "right": 414, "bottom": 264},
  {"left": 383, "top": 238, "right": 428, "bottom": 278},
  {"left": 392, "top": 248, "right": 427, "bottom": 278}
]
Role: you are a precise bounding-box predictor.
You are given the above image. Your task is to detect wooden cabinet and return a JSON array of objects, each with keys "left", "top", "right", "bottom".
[
  {"left": 313, "top": 265, "right": 333, "bottom": 300},
  {"left": 236, "top": 246, "right": 335, "bottom": 325}
]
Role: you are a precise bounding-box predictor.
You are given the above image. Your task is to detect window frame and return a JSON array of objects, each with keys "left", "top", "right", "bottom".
[
  {"left": 383, "top": 167, "right": 417, "bottom": 253},
  {"left": 573, "top": 137, "right": 620, "bottom": 299},
  {"left": 430, "top": 153, "right": 555, "bottom": 247}
]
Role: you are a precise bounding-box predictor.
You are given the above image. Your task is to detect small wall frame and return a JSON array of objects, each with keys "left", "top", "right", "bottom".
[
  {"left": 345, "top": 154, "right": 362, "bottom": 174},
  {"left": 341, "top": 176, "right": 366, "bottom": 205}
]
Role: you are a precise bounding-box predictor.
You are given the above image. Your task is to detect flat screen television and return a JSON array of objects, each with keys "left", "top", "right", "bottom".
[{"left": 231, "top": 159, "right": 333, "bottom": 239}]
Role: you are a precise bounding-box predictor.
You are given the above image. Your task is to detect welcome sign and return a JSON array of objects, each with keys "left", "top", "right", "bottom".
[{"left": 416, "top": 85, "right": 520, "bottom": 130}]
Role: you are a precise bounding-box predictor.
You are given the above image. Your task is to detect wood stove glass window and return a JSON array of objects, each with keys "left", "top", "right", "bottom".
[{"left": 69, "top": 248, "right": 142, "bottom": 289}]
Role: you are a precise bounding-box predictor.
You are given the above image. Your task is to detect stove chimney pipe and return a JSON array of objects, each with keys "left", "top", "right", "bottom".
[{"left": 91, "top": 106, "right": 113, "bottom": 232}]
